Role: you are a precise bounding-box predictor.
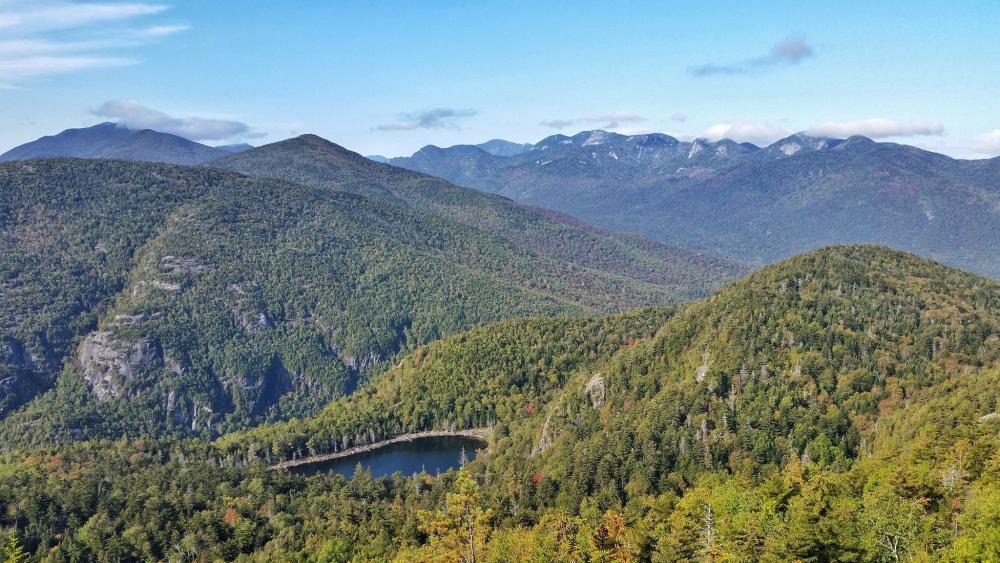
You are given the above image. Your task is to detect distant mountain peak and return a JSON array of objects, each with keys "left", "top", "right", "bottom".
[
  {"left": 385, "top": 126, "right": 1000, "bottom": 278},
  {"left": 215, "top": 143, "right": 254, "bottom": 154},
  {"left": 0, "top": 122, "right": 231, "bottom": 165},
  {"left": 839, "top": 134, "right": 877, "bottom": 148},
  {"left": 581, "top": 130, "right": 613, "bottom": 146},
  {"left": 476, "top": 138, "right": 533, "bottom": 157},
  {"left": 293, "top": 133, "right": 334, "bottom": 146},
  {"left": 763, "top": 132, "right": 845, "bottom": 157},
  {"left": 626, "top": 132, "right": 681, "bottom": 145}
]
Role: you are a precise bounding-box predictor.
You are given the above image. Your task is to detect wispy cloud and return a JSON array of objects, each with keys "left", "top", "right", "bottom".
[
  {"left": 0, "top": 1, "right": 185, "bottom": 84},
  {"left": 93, "top": 99, "right": 251, "bottom": 140},
  {"left": 806, "top": 118, "right": 944, "bottom": 139},
  {"left": 374, "top": 108, "right": 477, "bottom": 131},
  {"left": 0, "top": 1, "right": 167, "bottom": 32},
  {"left": 539, "top": 112, "right": 646, "bottom": 130},
  {"left": 690, "top": 35, "right": 815, "bottom": 77},
  {"left": 701, "top": 120, "right": 789, "bottom": 146}
]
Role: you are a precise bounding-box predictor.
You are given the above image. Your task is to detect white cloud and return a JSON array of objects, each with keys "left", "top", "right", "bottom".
[
  {"left": 0, "top": 25, "right": 185, "bottom": 57},
  {"left": 701, "top": 120, "right": 789, "bottom": 146},
  {"left": 806, "top": 118, "right": 944, "bottom": 139},
  {"left": 93, "top": 99, "right": 251, "bottom": 140},
  {"left": 669, "top": 112, "right": 687, "bottom": 123},
  {"left": 539, "top": 112, "right": 646, "bottom": 130},
  {"left": 0, "top": 1, "right": 184, "bottom": 84},
  {"left": 973, "top": 129, "right": 1000, "bottom": 156},
  {"left": 0, "top": 2, "right": 166, "bottom": 33},
  {"left": 0, "top": 54, "right": 133, "bottom": 79},
  {"left": 375, "top": 108, "right": 478, "bottom": 131},
  {"left": 690, "top": 35, "right": 815, "bottom": 77},
  {"left": 132, "top": 23, "right": 185, "bottom": 37}
]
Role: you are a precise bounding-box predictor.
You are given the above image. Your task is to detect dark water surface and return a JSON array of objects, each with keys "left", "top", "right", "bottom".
[{"left": 289, "top": 436, "right": 484, "bottom": 478}]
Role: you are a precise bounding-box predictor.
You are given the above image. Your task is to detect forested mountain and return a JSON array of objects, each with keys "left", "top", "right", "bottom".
[
  {"left": 210, "top": 134, "right": 742, "bottom": 296},
  {"left": 390, "top": 130, "right": 1000, "bottom": 277},
  {"left": 2, "top": 246, "right": 997, "bottom": 560},
  {"left": 0, "top": 157, "right": 739, "bottom": 441},
  {"left": 0, "top": 123, "right": 242, "bottom": 165}
]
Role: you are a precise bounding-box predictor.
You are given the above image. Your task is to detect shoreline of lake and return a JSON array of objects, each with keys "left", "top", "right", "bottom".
[{"left": 269, "top": 428, "right": 491, "bottom": 472}]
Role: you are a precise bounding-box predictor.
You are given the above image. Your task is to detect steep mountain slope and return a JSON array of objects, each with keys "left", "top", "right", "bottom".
[
  {"left": 497, "top": 244, "right": 999, "bottom": 490},
  {"left": 391, "top": 130, "right": 1000, "bottom": 277},
  {"left": 0, "top": 123, "right": 231, "bottom": 165},
  {"left": 0, "top": 246, "right": 995, "bottom": 560},
  {"left": 0, "top": 158, "right": 721, "bottom": 440},
  {"left": 231, "top": 246, "right": 1000, "bottom": 470},
  {"left": 210, "top": 134, "right": 745, "bottom": 298}
]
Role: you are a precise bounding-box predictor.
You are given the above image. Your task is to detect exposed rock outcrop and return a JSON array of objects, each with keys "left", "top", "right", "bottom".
[
  {"left": 78, "top": 331, "right": 162, "bottom": 400},
  {"left": 344, "top": 350, "right": 382, "bottom": 373},
  {"left": 584, "top": 373, "right": 605, "bottom": 409},
  {"left": 695, "top": 352, "right": 710, "bottom": 383},
  {"left": 150, "top": 280, "right": 183, "bottom": 292},
  {"left": 531, "top": 412, "right": 554, "bottom": 456},
  {"left": 239, "top": 311, "right": 273, "bottom": 333},
  {"left": 160, "top": 255, "right": 208, "bottom": 274}
]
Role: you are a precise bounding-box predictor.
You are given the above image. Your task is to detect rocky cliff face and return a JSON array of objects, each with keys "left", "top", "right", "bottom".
[{"left": 78, "top": 331, "right": 163, "bottom": 400}]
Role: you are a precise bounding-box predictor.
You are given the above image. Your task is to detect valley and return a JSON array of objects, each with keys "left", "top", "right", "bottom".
[
  {"left": 1, "top": 118, "right": 998, "bottom": 560},
  {"left": 0, "top": 245, "right": 997, "bottom": 560},
  {"left": 0, "top": 27, "right": 998, "bottom": 557}
]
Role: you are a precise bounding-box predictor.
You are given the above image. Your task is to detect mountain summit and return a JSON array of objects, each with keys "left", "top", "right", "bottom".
[
  {"left": 0, "top": 123, "right": 247, "bottom": 165},
  {"left": 389, "top": 129, "right": 1000, "bottom": 277}
]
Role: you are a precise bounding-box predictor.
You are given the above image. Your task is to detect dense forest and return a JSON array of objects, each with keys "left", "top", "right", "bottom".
[
  {"left": 210, "top": 134, "right": 741, "bottom": 298},
  {"left": 0, "top": 158, "right": 739, "bottom": 442},
  {"left": 0, "top": 245, "right": 996, "bottom": 560}
]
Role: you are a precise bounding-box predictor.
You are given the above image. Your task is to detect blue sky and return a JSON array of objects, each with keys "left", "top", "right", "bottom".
[{"left": 1, "top": 0, "right": 999, "bottom": 157}]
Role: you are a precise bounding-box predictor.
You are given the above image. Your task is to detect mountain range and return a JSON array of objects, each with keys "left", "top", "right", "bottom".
[
  {"left": 390, "top": 129, "right": 1000, "bottom": 277},
  {"left": 1, "top": 118, "right": 999, "bottom": 559},
  {"left": 0, "top": 122, "right": 252, "bottom": 165},
  {"left": 8, "top": 123, "right": 998, "bottom": 280},
  {"left": 369, "top": 138, "right": 532, "bottom": 163},
  {"left": 0, "top": 141, "right": 741, "bottom": 440}
]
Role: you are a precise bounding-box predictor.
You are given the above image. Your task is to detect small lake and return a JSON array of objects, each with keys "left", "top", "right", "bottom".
[{"left": 289, "top": 436, "right": 484, "bottom": 478}]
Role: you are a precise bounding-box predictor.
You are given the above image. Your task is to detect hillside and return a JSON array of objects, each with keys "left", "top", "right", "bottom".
[
  {"left": 0, "top": 158, "right": 731, "bottom": 441},
  {"left": 390, "top": 130, "right": 1000, "bottom": 277},
  {"left": 210, "top": 134, "right": 744, "bottom": 298},
  {"left": 0, "top": 123, "right": 239, "bottom": 165},
  {"left": 230, "top": 245, "right": 1000, "bottom": 471},
  {"left": 2, "top": 246, "right": 998, "bottom": 560}
]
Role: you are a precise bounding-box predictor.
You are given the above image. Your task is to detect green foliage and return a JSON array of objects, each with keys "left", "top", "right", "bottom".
[
  {"left": 218, "top": 308, "right": 672, "bottom": 464},
  {"left": 211, "top": 134, "right": 745, "bottom": 301},
  {"left": 2, "top": 535, "right": 25, "bottom": 563},
  {"left": 0, "top": 158, "right": 721, "bottom": 442},
  {"left": 0, "top": 246, "right": 997, "bottom": 560}
]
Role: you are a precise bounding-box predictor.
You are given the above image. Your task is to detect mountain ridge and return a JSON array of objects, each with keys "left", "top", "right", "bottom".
[
  {"left": 0, "top": 122, "right": 244, "bottom": 165},
  {"left": 210, "top": 133, "right": 745, "bottom": 295},
  {"left": 388, "top": 129, "right": 1000, "bottom": 277},
  {"left": 0, "top": 154, "right": 742, "bottom": 440}
]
